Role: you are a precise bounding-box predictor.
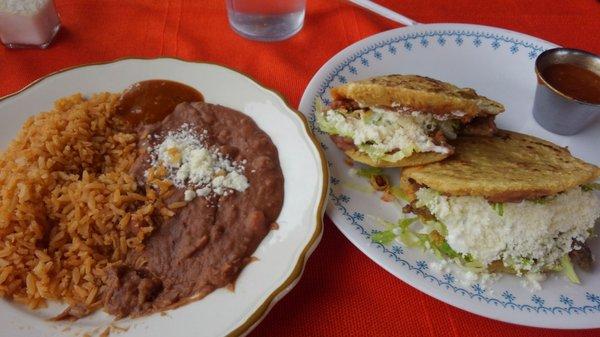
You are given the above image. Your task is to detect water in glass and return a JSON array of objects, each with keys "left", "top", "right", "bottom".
[{"left": 226, "top": 0, "right": 306, "bottom": 41}]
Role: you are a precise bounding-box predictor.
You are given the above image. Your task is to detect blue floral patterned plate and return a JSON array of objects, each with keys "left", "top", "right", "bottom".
[{"left": 299, "top": 23, "right": 600, "bottom": 329}]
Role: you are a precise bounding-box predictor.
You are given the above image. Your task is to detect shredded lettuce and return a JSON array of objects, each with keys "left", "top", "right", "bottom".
[
  {"left": 341, "top": 181, "right": 373, "bottom": 194},
  {"left": 437, "top": 241, "right": 459, "bottom": 258},
  {"left": 439, "top": 119, "right": 460, "bottom": 139},
  {"left": 463, "top": 259, "right": 485, "bottom": 273},
  {"left": 353, "top": 168, "right": 410, "bottom": 203},
  {"left": 355, "top": 167, "right": 383, "bottom": 179},
  {"left": 356, "top": 144, "right": 412, "bottom": 162},
  {"left": 502, "top": 256, "right": 536, "bottom": 272},
  {"left": 371, "top": 230, "right": 396, "bottom": 245},
  {"left": 426, "top": 220, "right": 448, "bottom": 237},
  {"left": 371, "top": 217, "right": 416, "bottom": 245},
  {"left": 459, "top": 254, "right": 486, "bottom": 273},
  {"left": 532, "top": 197, "right": 550, "bottom": 204},
  {"left": 582, "top": 183, "right": 600, "bottom": 192},
  {"left": 544, "top": 263, "right": 563, "bottom": 272},
  {"left": 398, "top": 217, "right": 417, "bottom": 229},
  {"left": 397, "top": 231, "right": 422, "bottom": 248},
  {"left": 354, "top": 167, "right": 390, "bottom": 191},
  {"left": 382, "top": 147, "right": 414, "bottom": 162},
  {"left": 371, "top": 216, "right": 489, "bottom": 274},
  {"left": 497, "top": 255, "right": 581, "bottom": 284},
  {"left": 316, "top": 111, "right": 350, "bottom": 137},
  {"left": 520, "top": 257, "right": 534, "bottom": 268},
  {"left": 389, "top": 185, "right": 410, "bottom": 202},
  {"left": 426, "top": 229, "right": 460, "bottom": 258},
  {"left": 560, "top": 255, "right": 581, "bottom": 284},
  {"left": 315, "top": 97, "right": 326, "bottom": 113},
  {"left": 531, "top": 194, "right": 561, "bottom": 204},
  {"left": 371, "top": 217, "right": 464, "bottom": 260},
  {"left": 362, "top": 110, "right": 380, "bottom": 124},
  {"left": 491, "top": 202, "right": 504, "bottom": 216}
]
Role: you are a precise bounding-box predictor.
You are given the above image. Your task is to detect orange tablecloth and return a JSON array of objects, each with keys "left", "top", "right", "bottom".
[{"left": 1, "top": 1, "right": 599, "bottom": 336}]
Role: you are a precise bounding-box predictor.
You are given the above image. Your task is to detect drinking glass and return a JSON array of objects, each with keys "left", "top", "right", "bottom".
[{"left": 226, "top": 0, "right": 306, "bottom": 41}]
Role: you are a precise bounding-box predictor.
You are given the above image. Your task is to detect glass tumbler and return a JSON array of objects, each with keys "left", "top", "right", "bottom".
[
  {"left": 226, "top": 0, "right": 306, "bottom": 41},
  {"left": 0, "top": 0, "right": 61, "bottom": 49}
]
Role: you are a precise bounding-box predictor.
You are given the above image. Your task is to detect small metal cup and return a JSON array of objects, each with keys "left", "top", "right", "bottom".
[{"left": 532, "top": 48, "right": 600, "bottom": 135}]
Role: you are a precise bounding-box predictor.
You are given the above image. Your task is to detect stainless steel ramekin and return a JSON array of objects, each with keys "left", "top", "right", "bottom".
[{"left": 532, "top": 48, "right": 600, "bottom": 135}]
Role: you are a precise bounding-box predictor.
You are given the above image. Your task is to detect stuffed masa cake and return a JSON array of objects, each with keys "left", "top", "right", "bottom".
[
  {"left": 398, "top": 130, "right": 600, "bottom": 282},
  {"left": 316, "top": 74, "right": 505, "bottom": 167}
]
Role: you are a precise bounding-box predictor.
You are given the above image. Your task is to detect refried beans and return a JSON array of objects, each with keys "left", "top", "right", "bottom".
[{"left": 103, "top": 102, "right": 284, "bottom": 317}]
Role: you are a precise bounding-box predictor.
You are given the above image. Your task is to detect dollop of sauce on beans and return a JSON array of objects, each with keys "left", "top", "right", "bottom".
[
  {"left": 541, "top": 64, "right": 600, "bottom": 104},
  {"left": 116, "top": 80, "right": 204, "bottom": 126}
]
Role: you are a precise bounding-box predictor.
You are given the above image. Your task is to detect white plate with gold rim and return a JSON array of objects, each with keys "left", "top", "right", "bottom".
[
  {"left": 0, "top": 58, "right": 327, "bottom": 337},
  {"left": 300, "top": 23, "right": 600, "bottom": 329}
]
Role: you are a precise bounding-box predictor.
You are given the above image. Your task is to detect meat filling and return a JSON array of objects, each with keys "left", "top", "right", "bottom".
[
  {"left": 461, "top": 116, "right": 498, "bottom": 136},
  {"left": 402, "top": 201, "right": 435, "bottom": 221},
  {"left": 569, "top": 240, "right": 593, "bottom": 271},
  {"left": 330, "top": 135, "right": 357, "bottom": 151},
  {"left": 330, "top": 98, "right": 360, "bottom": 111}
]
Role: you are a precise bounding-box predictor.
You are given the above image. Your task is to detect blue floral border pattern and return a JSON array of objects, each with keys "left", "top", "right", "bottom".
[{"left": 311, "top": 30, "right": 600, "bottom": 315}]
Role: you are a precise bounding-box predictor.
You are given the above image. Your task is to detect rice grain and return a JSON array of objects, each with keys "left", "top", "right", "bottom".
[{"left": 0, "top": 93, "right": 172, "bottom": 312}]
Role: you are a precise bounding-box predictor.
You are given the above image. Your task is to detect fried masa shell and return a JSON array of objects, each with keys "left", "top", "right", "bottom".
[
  {"left": 345, "top": 148, "right": 450, "bottom": 168},
  {"left": 400, "top": 130, "right": 600, "bottom": 202},
  {"left": 331, "top": 74, "right": 505, "bottom": 117}
]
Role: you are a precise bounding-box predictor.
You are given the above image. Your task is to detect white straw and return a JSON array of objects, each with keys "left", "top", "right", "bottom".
[{"left": 348, "top": 0, "right": 419, "bottom": 26}]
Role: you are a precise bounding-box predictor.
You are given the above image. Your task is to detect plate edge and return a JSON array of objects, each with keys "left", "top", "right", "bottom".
[
  {"left": 297, "top": 24, "right": 600, "bottom": 330},
  {"left": 0, "top": 57, "right": 330, "bottom": 337}
]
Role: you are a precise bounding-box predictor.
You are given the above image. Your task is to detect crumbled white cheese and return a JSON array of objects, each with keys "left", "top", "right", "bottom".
[
  {"left": 184, "top": 189, "right": 196, "bottom": 202},
  {"left": 521, "top": 272, "right": 546, "bottom": 291},
  {"left": 477, "top": 273, "right": 499, "bottom": 289},
  {"left": 196, "top": 186, "right": 211, "bottom": 197},
  {"left": 429, "top": 259, "right": 448, "bottom": 273},
  {"left": 319, "top": 107, "right": 457, "bottom": 160},
  {"left": 415, "top": 187, "right": 600, "bottom": 270},
  {"left": 222, "top": 171, "right": 250, "bottom": 191},
  {"left": 428, "top": 259, "right": 497, "bottom": 287},
  {"left": 461, "top": 270, "right": 479, "bottom": 285},
  {"left": 148, "top": 125, "right": 249, "bottom": 201}
]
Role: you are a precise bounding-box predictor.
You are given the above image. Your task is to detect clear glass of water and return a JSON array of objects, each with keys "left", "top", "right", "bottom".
[{"left": 226, "top": 0, "right": 306, "bottom": 41}]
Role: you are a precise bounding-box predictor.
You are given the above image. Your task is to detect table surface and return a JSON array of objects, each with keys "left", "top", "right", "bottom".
[{"left": 1, "top": 1, "right": 599, "bottom": 336}]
